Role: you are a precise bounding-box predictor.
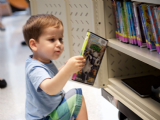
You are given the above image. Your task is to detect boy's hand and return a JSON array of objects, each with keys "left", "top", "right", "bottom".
[{"left": 65, "top": 56, "right": 86, "bottom": 74}]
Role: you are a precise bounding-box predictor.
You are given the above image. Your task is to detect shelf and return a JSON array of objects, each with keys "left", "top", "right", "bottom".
[
  {"left": 131, "top": 0, "right": 160, "bottom": 4},
  {"left": 104, "top": 75, "right": 160, "bottom": 120},
  {"left": 108, "top": 38, "right": 160, "bottom": 70}
]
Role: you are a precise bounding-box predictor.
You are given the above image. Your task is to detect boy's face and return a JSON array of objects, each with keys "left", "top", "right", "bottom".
[{"left": 33, "top": 25, "right": 64, "bottom": 63}]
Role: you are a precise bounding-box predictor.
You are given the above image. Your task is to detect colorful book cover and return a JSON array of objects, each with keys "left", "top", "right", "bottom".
[
  {"left": 112, "top": 0, "right": 120, "bottom": 39},
  {"left": 131, "top": 2, "right": 138, "bottom": 45},
  {"left": 153, "top": 7, "right": 160, "bottom": 38},
  {"left": 133, "top": 2, "right": 146, "bottom": 47},
  {"left": 141, "top": 4, "right": 156, "bottom": 51},
  {"left": 139, "top": 4, "right": 149, "bottom": 48},
  {"left": 147, "top": 5, "right": 160, "bottom": 53},
  {"left": 121, "top": 1, "right": 128, "bottom": 43},
  {"left": 117, "top": 1, "right": 124, "bottom": 42},
  {"left": 123, "top": 1, "right": 130, "bottom": 43},
  {"left": 72, "top": 32, "right": 108, "bottom": 85},
  {"left": 126, "top": 2, "right": 133, "bottom": 44},
  {"left": 128, "top": 2, "right": 137, "bottom": 45},
  {"left": 157, "top": 7, "right": 160, "bottom": 34},
  {"left": 116, "top": 1, "right": 122, "bottom": 41}
]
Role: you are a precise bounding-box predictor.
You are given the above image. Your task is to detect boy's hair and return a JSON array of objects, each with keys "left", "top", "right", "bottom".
[{"left": 23, "top": 14, "right": 63, "bottom": 48}]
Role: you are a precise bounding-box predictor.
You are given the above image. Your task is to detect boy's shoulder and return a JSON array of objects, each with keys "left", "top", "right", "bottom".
[{"left": 25, "top": 55, "right": 47, "bottom": 72}]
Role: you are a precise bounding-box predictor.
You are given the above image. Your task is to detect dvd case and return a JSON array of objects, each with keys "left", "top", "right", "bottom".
[{"left": 72, "top": 32, "right": 108, "bottom": 85}]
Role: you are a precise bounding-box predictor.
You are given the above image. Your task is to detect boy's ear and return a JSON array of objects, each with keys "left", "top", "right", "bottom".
[{"left": 29, "top": 39, "right": 38, "bottom": 51}]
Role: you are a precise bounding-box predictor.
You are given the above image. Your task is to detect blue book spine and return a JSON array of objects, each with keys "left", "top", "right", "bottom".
[
  {"left": 126, "top": 2, "right": 133, "bottom": 44},
  {"left": 139, "top": 5, "right": 149, "bottom": 48},
  {"left": 116, "top": 1, "right": 122, "bottom": 41},
  {"left": 128, "top": 2, "right": 137, "bottom": 45}
]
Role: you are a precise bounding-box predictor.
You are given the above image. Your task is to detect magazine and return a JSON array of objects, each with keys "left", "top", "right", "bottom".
[{"left": 72, "top": 32, "right": 108, "bottom": 85}]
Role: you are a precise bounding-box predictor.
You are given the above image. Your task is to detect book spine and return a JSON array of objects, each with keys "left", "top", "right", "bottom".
[
  {"left": 123, "top": 1, "right": 129, "bottom": 43},
  {"left": 121, "top": 2, "right": 128, "bottom": 43},
  {"left": 153, "top": 7, "right": 160, "bottom": 53},
  {"left": 117, "top": 1, "right": 122, "bottom": 41},
  {"left": 133, "top": 3, "right": 143, "bottom": 47},
  {"left": 72, "top": 32, "right": 91, "bottom": 79},
  {"left": 147, "top": 5, "right": 160, "bottom": 53},
  {"left": 112, "top": 0, "right": 119, "bottom": 39},
  {"left": 128, "top": 2, "right": 137, "bottom": 45},
  {"left": 139, "top": 5, "right": 149, "bottom": 48},
  {"left": 157, "top": 7, "right": 160, "bottom": 34},
  {"left": 136, "top": 4, "right": 147, "bottom": 47},
  {"left": 119, "top": 2, "right": 125, "bottom": 42},
  {"left": 131, "top": 2, "right": 138, "bottom": 45},
  {"left": 141, "top": 4, "right": 156, "bottom": 51},
  {"left": 126, "top": 2, "right": 133, "bottom": 44}
]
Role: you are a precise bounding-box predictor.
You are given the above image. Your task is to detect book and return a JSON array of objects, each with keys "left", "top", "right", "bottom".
[
  {"left": 147, "top": 5, "right": 160, "bottom": 54},
  {"left": 72, "top": 32, "right": 108, "bottom": 85},
  {"left": 112, "top": 0, "right": 120, "bottom": 39},
  {"left": 126, "top": 2, "right": 133, "bottom": 44},
  {"left": 157, "top": 7, "right": 160, "bottom": 34},
  {"left": 117, "top": 1, "right": 124, "bottom": 42},
  {"left": 141, "top": 4, "right": 156, "bottom": 51},
  {"left": 123, "top": 1, "right": 130, "bottom": 43},
  {"left": 133, "top": 2, "right": 146, "bottom": 47},
  {"left": 121, "top": 1, "right": 128, "bottom": 43},
  {"left": 139, "top": 4, "right": 149, "bottom": 48},
  {"left": 128, "top": 2, "right": 137, "bottom": 45}
]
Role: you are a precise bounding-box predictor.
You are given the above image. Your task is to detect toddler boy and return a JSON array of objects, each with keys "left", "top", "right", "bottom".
[{"left": 23, "top": 14, "right": 88, "bottom": 120}]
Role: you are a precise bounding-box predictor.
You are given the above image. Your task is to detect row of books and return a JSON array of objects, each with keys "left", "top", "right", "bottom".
[{"left": 111, "top": 0, "right": 160, "bottom": 54}]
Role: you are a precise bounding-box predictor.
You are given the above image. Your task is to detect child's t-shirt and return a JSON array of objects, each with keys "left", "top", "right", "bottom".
[{"left": 25, "top": 55, "right": 65, "bottom": 120}]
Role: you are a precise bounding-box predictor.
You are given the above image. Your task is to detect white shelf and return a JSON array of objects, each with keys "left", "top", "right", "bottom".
[
  {"left": 108, "top": 38, "right": 160, "bottom": 70},
  {"left": 104, "top": 75, "right": 160, "bottom": 120},
  {"left": 132, "top": 0, "right": 160, "bottom": 4}
]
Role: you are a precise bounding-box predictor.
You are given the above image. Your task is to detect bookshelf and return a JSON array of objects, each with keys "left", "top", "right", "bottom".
[
  {"left": 132, "top": 0, "right": 160, "bottom": 5},
  {"left": 104, "top": 0, "right": 160, "bottom": 119},
  {"left": 29, "top": 0, "right": 160, "bottom": 119},
  {"left": 108, "top": 38, "right": 160, "bottom": 70}
]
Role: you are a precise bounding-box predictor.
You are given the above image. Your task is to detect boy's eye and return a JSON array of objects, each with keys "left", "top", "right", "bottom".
[
  {"left": 49, "top": 38, "right": 55, "bottom": 41},
  {"left": 59, "top": 38, "right": 63, "bottom": 43}
]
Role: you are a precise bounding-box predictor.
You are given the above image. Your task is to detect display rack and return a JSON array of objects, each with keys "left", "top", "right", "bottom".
[{"left": 29, "top": 0, "right": 160, "bottom": 119}]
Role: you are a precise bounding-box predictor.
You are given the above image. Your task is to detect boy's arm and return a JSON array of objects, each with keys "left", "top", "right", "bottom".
[
  {"left": 40, "top": 66, "right": 72, "bottom": 95},
  {"left": 39, "top": 56, "right": 85, "bottom": 95},
  {"left": 58, "top": 65, "right": 65, "bottom": 71},
  {"left": 58, "top": 60, "right": 68, "bottom": 71}
]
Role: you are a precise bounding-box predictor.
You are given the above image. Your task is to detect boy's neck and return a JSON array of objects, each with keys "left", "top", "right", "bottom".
[{"left": 32, "top": 54, "right": 51, "bottom": 64}]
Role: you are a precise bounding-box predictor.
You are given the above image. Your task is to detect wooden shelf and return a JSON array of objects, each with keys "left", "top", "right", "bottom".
[
  {"left": 104, "top": 75, "right": 160, "bottom": 120},
  {"left": 108, "top": 38, "right": 160, "bottom": 70},
  {"left": 131, "top": 0, "right": 160, "bottom": 4}
]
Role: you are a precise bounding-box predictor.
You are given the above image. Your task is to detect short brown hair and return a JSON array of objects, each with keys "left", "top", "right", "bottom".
[{"left": 23, "top": 14, "right": 63, "bottom": 48}]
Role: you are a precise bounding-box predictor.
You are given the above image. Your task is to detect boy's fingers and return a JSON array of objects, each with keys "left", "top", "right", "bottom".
[{"left": 75, "top": 56, "right": 84, "bottom": 60}]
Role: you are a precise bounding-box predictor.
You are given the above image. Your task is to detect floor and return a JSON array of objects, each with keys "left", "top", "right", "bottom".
[{"left": 0, "top": 12, "right": 119, "bottom": 120}]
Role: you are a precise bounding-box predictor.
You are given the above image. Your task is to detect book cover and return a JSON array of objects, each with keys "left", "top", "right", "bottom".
[
  {"left": 128, "top": 2, "right": 137, "bottom": 45},
  {"left": 126, "top": 2, "right": 133, "bottom": 44},
  {"left": 153, "top": 7, "right": 160, "bottom": 38},
  {"left": 117, "top": 1, "right": 124, "bottom": 42},
  {"left": 123, "top": 1, "right": 130, "bottom": 43},
  {"left": 139, "top": 4, "right": 149, "bottom": 48},
  {"left": 133, "top": 2, "right": 146, "bottom": 47},
  {"left": 157, "top": 7, "right": 160, "bottom": 34},
  {"left": 121, "top": 1, "right": 128, "bottom": 43},
  {"left": 72, "top": 32, "right": 108, "bottom": 85},
  {"left": 131, "top": 2, "right": 138, "bottom": 45},
  {"left": 147, "top": 5, "right": 160, "bottom": 53},
  {"left": 112, "top": 0, "right": 120, "bottom": 39},
  {"left": 141, "top": 4, "right": 156, "bottom": 51}
]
